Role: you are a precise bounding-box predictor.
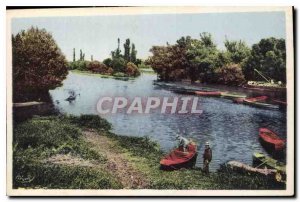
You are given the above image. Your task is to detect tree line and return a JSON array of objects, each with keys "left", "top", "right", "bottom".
[
  {"left": 145, "top": 32, "right": 286, "bottom": 85},
  {"left": 69, "top": 38, "right": 141, "bottom": 78}
]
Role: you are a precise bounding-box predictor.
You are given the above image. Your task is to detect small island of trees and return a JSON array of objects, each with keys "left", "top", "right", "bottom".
[{"left": 68, "top": 38, "right": 141, "bottom": 78}]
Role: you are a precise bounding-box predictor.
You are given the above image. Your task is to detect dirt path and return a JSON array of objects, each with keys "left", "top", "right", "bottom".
[{"left": 83, "top": 129, "right": 149, "bottom": 189}]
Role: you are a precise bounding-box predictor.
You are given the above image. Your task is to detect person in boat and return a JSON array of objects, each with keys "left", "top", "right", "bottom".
[
  {"left": 203, "top": 141, "right": 212, "bottom": 174},
  {"left": 176, "top": 135, "right": 190, "bottom": 152}
]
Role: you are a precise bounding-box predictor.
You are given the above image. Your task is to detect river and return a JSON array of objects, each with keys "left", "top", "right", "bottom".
[{"left": 49, "top": 71, "right": 287, "bottom": 171}]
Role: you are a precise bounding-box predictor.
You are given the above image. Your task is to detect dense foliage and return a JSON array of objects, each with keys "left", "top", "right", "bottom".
[
  {"left": 12, "top": 27, "right": 68, "bottom": 101},
  {"left": 146, "top": 33, "right": 286, "bottom": 85},
  {"left": 69, "top": 38, "right": 141, "bottom": 77}
]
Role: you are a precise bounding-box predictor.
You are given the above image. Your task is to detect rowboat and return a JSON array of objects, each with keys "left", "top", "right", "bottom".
[
  {"left": 259, "top": 128, "right": 285, "bottom": 152},
  {"left": 243, "top": 100, "right": 280, "bottom": 109},
  {"left": 233, "top": 98, "right": 245, "bottom": 104},
  {"left": 272, "top": 99, "right": 287, "bottom": 106},
  {"left": 244, "top": 96, "right": 268, "bottom": 102},
  {"left": 226, "top": 160, "right": 277, "bottom": 176},
  {"left": 160, "top": 142, "right": 198, "bottom": 170},
  {"left": 221, "top": 92, "right": 247, "bottom": 99},
  {"left": 252, "top": 152, "right": 286, "bottom": 173},
  {"left": 195, "top": 91, "right": 222, "bottom": 96},
  {"left": 172, "top": 88, "right": 196, "bottom": 95}
]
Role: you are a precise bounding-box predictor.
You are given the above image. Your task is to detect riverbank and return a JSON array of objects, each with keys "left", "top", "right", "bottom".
[
  {"left": 13, "top": 114, "right": 285, "bottom": 190},
  {"left": 70, "top": 70, "right": 135, "bottom": 80}
]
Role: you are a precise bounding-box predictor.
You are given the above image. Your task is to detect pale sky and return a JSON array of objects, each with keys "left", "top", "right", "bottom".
[{"left": 11, "top": 12, "right": 286, "bottom": 61}]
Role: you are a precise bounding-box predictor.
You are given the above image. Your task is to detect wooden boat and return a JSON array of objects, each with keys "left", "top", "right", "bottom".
[
  {"left": 160, "top": 142, "right": 198, "bottom": 170},
  {"left": 233, "top": 96, "right": 267, "bottom": 104},
  {"left": 13, "top": 101, "right": 45, "bottom": 108},
  {"left": 243, "top": 100, "right": 279, "bottom": 109},
  {"left": 221, "top": 92, "right": 247, "bottom": 99},
  {"left": 243, "top": 84, "right": 286, "bottom": 93},
  {"left": 244, "top": 96, "right": 268, "bottom": 102},
  {"left": 233, "top": 98, "right": 245, "bottom": 104},
  {"left": 252, "top": 152, "right": 286, "bottom": 173},
  {"left": 195, "top": 91, "right": 222, "bottom": 97},
  {"left": 226, "top": 160, "right": 277, "bottom": 176},
  {"left": 259, "top": 128, "right": 285, "bottom": 152},
  {"left": 172, "top": 88, "right": 196, "bottom": 95},
  {"left": 272, "top": 99, "right": 287, "bottom": 106}
]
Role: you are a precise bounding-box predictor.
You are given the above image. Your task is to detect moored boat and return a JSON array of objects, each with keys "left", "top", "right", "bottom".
[
  {"left": 160, "top": 142, "right": 198, "bottom": 170},
  {"left": 172, "top": 88, "right": 196, "bottom": 95},
  {"left": 195, "top": 91, "right": 222, "bottom": 96},
  {"left": 252, "top": 152, "right": 286, "bottom": 173},
  {"left": 259, "top": 128, "right": 285, "bottom": 152},
  {"left": 272, "top": 99, "right": 287, "bottom": 106},
  {"left": 244, "top": 96, "right": 268, "bottom": 102},
  {"left": 221, "top": 92, "right": 247, "bottom": 99},
  {"left": 226, "top": 160, "right": 277, "bottom": 176},
  {"left": 243, "top": 100, "right": 279, "bottom": 109}
]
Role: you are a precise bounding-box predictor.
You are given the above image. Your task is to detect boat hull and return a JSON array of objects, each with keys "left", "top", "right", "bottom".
[
  {"left": 259, "top": 128, "right": 285, "bottom": 152},
  {"left": 195, "top": 91, "right": 222, "bottom": 96},
  {"left": 160, "top": 143, "right": 198, "bottom": 171}
]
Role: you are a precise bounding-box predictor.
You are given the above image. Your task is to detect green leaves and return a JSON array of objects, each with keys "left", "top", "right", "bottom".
[{"left": 12, "top": 27, "right": 68, "bottom": 101}]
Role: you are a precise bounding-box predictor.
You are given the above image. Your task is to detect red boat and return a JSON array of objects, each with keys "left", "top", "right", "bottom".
[
  {"left": 160, "top": 142, "right": 198, "bottom": 170},
  {"left": 233, "top": 96, "right": 268, "bottom": 104},
  {"left": 195, "top": 91, "right": 222, "bottom": 96},
  {"left": 233, "top": 98, "right": 245, "bottom": 104},
  {"left": 244, "top": 96, "right": 268, "bottom": 102},
  {"left": 259, "top": 128, "right": 285, "bottom": 152}
]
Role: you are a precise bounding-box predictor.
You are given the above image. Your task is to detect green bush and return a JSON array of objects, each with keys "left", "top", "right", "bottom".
[
  {"left": 66, "top": 114, "right": 112, "bottom": 131},
  {"left": 68, "top": 60, "right": 89, "bottom": 71}
]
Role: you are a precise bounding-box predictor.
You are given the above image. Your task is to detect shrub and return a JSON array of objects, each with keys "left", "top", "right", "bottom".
[
  {"left": 125, "top": 62, "right": 141, "bottom": 77},
  {"left": 111, "top": 57, "right": 127, "bottom": 73},
  {"left": 87, "top": 60, "right": 109, "bottom": 74},
  {"left": 12, "top": 27, "right": 68, "bottom": 102},
  {"left": 214, "top": 63, "right": 246, "bottom": 85}
]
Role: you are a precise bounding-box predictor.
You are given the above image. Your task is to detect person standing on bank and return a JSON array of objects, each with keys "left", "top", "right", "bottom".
[{"left": 203, "top": 141, "right": 212, "bottom": 174}]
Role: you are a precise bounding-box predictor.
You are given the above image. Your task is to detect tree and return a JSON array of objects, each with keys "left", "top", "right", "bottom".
[
  {"left": 91, "top": 55, "right": 93, "bottom": 61},
  {"left": 73, "top": 48, "right": 76, "bottom": 62},
  {"left": 187, "top": 33, "right": 219, "bottom": 83},
  {"left": 130, "top": 43, "right": 137, "bottom": 64},
  {"left": 146, "top": 37, "right": 190, "bottom": 81},
  {"left": 224, "top": 39, "right": 250, "bottom": 64},
  {"left": 243, "top": 37, "right": 286, "bottom": 82},
  {"left": 123, "top": 39, "right": 131, "bottom": 61},
  {"left": 103, "top": 58, "right": 112, "bottom": 67},
  {"left": 80, "top": 49, "right": 83, "bottom": 60},
  {"left": 111, "top": 57, "right": 127, "bottom": 73},
  {"left": 214, "top": 63, "right": 245, "bottom": 85},
  {"left": 12, "top": 27, "right": 68, "bottom": 101}
]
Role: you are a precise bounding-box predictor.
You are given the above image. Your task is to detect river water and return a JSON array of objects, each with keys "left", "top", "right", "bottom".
[{"left": 49, "top": 72, "right": 287, "bottom": 171}]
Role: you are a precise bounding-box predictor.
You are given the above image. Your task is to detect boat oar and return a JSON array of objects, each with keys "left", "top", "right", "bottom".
[{"left": 254, "top": 159, "right": 269, "bottom": 169}]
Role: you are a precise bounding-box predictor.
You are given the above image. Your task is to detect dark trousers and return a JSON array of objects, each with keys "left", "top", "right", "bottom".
[{"left": 203, "top": 160, "right": 210, "bottom": 174}]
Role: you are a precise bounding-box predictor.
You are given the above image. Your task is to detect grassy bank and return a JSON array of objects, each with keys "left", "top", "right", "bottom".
[
  {"left": 70, "top": 70, "right": 135, "bottom": 80},
  {"left": 13, "top": 115, "right": 285, "bottom": 190}
]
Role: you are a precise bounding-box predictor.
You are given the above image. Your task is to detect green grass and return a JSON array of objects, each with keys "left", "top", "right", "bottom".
[{"left": 13, "top": 114, "right": 114, "bottom": 189}]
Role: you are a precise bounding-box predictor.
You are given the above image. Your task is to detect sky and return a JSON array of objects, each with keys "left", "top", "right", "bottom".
[{"left": 11, "top": 12, "right": 286, "bottom": 61}]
